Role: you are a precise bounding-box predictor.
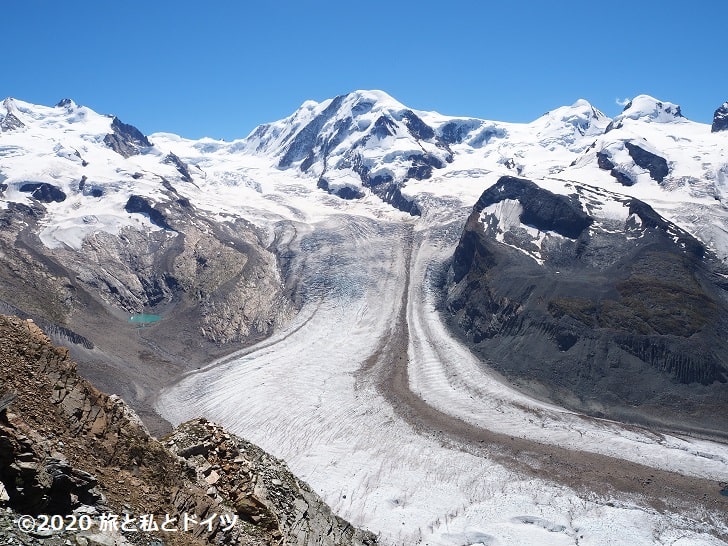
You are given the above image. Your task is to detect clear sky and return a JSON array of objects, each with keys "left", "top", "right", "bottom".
[{"left": 2, "top": 0, "right": 725, "bottom": 140}]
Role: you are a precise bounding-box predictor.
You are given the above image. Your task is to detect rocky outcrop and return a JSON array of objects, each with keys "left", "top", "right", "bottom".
[
  {"left": 402, "top": 109, "right": 435, "bottom": 140},
  {"left": 596, "top": 151, "right": 636, "bottom": 186},
  {"left": 444, "top": 176, "right": 728, "bottom": 435},
  {"left": 317, "top": 178, "right": 365, "bottom": 200},
  {"left": 712, "top": 102, "right": 728, "bottom": 132},
  {"left": 18, "top": 182, "right": 67, "bottom": 203},
  {"left": 625, "top": 142, "right": 669, "bottom": 183},
  {"left": 596, "top": 143, "right": 669, "bottom": 185},
  {"left": 344, "top": 153, "right": 422, "bottom": 215},
  {"left": 0, "top": 314, "right": 375, "bottom": 545},
  {"left": 166, "top": 419, "right": 378, "bottom": 546},
  {"left": 0, "top": 315, "right": 233, "bottom": 545},
  {"left": 124, "top": 195, "right": 174, "bottom": 230},
  {"left": 163, "top": 152, "right": 194, "bottom": 183},
  {"left": 596, "top": 151, "right": 614, "bottom": 171},
  {"left": 0, "top": 111, "right": 24, "bottom": 132},
  {"left": 103, "top": 116, "right": 152, "bottom": 158},
  {"left": 472, "top": 176, "right": 592, "bottom": 238}
]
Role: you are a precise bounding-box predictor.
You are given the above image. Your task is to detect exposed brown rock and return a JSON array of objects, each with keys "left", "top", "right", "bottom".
[{"left": 0, "top": 314, "right": 374, "bottom": 545}]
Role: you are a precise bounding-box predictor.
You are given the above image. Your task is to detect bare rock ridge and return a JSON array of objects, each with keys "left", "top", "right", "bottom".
[
  {"left": 0, "top": 98, "right": 26, "bottom": 132},
  {"left": 103, "top": 116, "right": 153, "bottom": 158},
  {"left": 444, "top": 175, "right": 728, "bottom": 435},
  {"left": 0, "top": 314, "right": 377, "bottom": 545}
]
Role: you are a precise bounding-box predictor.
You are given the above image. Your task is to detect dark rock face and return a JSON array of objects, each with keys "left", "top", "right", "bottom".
[
  {"left": 387, "top": 186, "right": 420, "bottom": 216},
  {"left": 103, "top": 116, "right": 152, "bottom": 158},
  {"left": 596, "top": 151, "right": 615, "bottom": 170},
  {"left": 163, "top": 152, "right": 193, "bottom": 182},
  {"left": 406, "top": 153, "right": 446, "bottom": 181},
  {"left": 0, "top": 447, "right": 102, "bottom": 516},
  {"left": 0, "top": 201, "right": 39, "bottom": 226},
  {"left": 626, "top": 199, "right": 704, "bottom": 257},
  {"left": 278, "top": 95, "right": 346, "bottom": 169},
  {"left": 712, "top": 102, "right": 728, "bottom": 132},
  {"left": 474, "top": 176, "right": 592, "bottom": 239},
  {"left": 369, "top": 115, "right": 395, "bottom": 139},
  {"left": 124, "top": 195, "right": 173, "bottom": 230},
  {"left": 19, "top": 182, "right": 67, "bottom": 203},
  {"left": 625, "top": 142, "right": 669, "bottom": 183},
  {"left": 611, "top": 169, "right": 635, "bottom": 186},
  {"left": 402, "top": 110, "right": 435, "bottom": 140},
  {"left": 317, "top": 178, "right": 364, "bottom": 200},
  {"left": 439, "top": 120, "right": 480, "bottom": 145},
  {"left": 444, "top": 176, "right": 728, "bottom": 434},
  {"left": 347, "top": 156, "right": 420, "bottom": 216},
  {"left": 0, "top": 112, "right": 25, "bottom": 132}
]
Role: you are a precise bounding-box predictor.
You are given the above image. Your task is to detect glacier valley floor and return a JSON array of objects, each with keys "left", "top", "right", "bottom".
[{"left": 156, "top": 197, "right": 728, "bottom": 546}]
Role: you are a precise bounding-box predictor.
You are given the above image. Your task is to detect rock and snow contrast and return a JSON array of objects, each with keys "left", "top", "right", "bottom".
[
  {"left": 1, "top": 91, "right": 728, "bottom": 545},
  {"left": 0, "top": 314, "right": 376, "bottom": 545}
]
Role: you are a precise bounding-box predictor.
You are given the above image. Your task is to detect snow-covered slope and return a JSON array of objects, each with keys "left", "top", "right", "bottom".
[{"left": 0, "top": 97, "right": 201, "bottom": 248}]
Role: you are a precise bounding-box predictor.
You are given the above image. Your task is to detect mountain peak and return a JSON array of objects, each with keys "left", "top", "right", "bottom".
[
  {"left": 2, "top": 97, "right": 21, "bottom": 115},
  {"left": 617, "top": 94, "right": 684, "bottom": 123},
  {"left": 55, "top": 98, "right": 78, "bottom": 109},
  {"left": 344, "top": 89, "right": 403, "bottom": 107},
  {"left": 0, "top": 98, "right": 25, "bottom": 132},
  {"left": 531, "top": 98, "right": 610, "bottom": 144},
  {"left": 317, "top": 89, "right": 407, "bottom": 119}
]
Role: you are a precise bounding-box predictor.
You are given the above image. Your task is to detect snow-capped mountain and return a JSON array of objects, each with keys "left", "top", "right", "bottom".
[
  {"left": 0, "top": 97, "right": 206, "bottom": 248},
  {"left": 5, "top": 90, "right": 723, "bottom": 250},
  {"left": 570, "top": 95, "right": 722, "bottom": 193},
  {"left": 2, "top": 91, "right": 728, "bottom": 546},
  {"left": 147, "top": 90, "right": 612, "bottom": 216}
]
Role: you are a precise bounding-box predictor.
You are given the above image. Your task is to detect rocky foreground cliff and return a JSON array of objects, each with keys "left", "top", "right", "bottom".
[{"left": 0, "top": 314, "right": 377, "bottom": 546}]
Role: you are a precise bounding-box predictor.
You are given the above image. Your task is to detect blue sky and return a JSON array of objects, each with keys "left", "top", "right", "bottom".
[{"left": 2, "top": 0, "right": 725, "bottom": 140}]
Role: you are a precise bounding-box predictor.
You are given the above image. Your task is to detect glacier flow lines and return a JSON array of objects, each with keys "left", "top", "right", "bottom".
[{"left": 158, "top": 211, "right": 728, "bottom": 546}]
